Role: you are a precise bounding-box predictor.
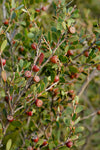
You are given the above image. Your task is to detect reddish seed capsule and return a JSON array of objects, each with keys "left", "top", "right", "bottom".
[
  {"left": 54, "top": 88, "right": 59, "bottom": 96},
  {"left": 50, "top": 56, "right": 59, "bottom": 64},
  {"left": 7, "top": 115, "right": 14, "bottom": 122},
  {"left": 78, "top": 67, "right": 84, "bottom": 73},
  {"left": 65, "top": 140, "right": 73, "bottom": 148},
  {"left": 42, "top": 6, "right": 47, "bottom": 11},
  {"left": 42, "top": 140, "right": 48, "bottom": 146},
  {"left": 35, "top": 99, "right": 43, "bottom": 107},
  {"left": 31, "top": 43, "right": 37, "bottom": 50},
  {"left": 67, "top": 50, "right": 74, "bottom": 56},
  {"left": 29, "top": 24, "right": 33, "bottom": 28},
  {"left": 32, "top": 65, "right": 40, "bottom": 72},
  {"left": 68, "top": 90, "right": 74, "bottom": 94},
  {"left": 69, "top": 26, "right": 76, "bottom": 34},
  {"left": 5, "top": 96, "right": 12, "bottom": 102},
  {"left": 26, "top": 111, "right": 33, "bottom": 116},
  {"left": 84, "top": 51, "right": 89, "bottom": 57},
  {"left": 35, "top": 8, "right": 41, "bottom": 12},
  {"left": 97, "top": 110, "right": 100, "bottom": 115},
  {"left": 70, "top": 74, "right": 75, "bottom": 79},
  {"left": 25, "top": 71, "right": 32, "bottom": 78},
  {"left": 32, "top": 136, "right": 39, "bottom": 143},
  {"left": 27, "top": 146, "right": 33, "bottom": 150},
  {"left": 12, "top": 40, "right": 16, "bottom": 45},
  {"left": 96, "top": 64, "right": 100, "bottom": 71},
  {"left": 54, "top": 75, "right": 59, "bottom": 82},
  {"left": 33, "top": 76, "right": 40, "bottom": 83},
  {"left": 19, "top": 46, "right": 24, "bottom": 52},
  {"left": 39, "top": 53, "right": 44, "bottom": 65},
  {"left": 98, "top": 47, "right": 100, "bottom": 51},
  {"left": 0, "top": 59, "right": 6, "bottom": 66},
  {"left": 4, "top": 19, "right": 9, "bottom": 25},
  {"left": 74, "top": 73, "right": 79, "bottom": 79}
]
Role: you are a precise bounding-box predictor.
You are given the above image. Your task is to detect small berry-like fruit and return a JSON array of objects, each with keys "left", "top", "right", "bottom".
[
  {"left": 12, "top": 40, "right": 16, "bottom": 45},
  {"left": 69, "top": 26, "right": 76, "bottom": 34},
  {"left": 35, "top": 8, "right": 41, "bottom": 12},
  {"left": 97, "top": 110, "right": 100, "bottom": 115},
  {"left": 68, "top": 90, "right": 74, "bottom": 94},
  {"left": 31, "top": 43, "right": 37, "bottom": 50},
  {"left": 78, "top": 67, "right": 84, "bottom": 73},
  {"left": 26, "top": 111, "right": 33, "bottom": 116},
  {"left": 25, "top": 71, "right": 32, "bottom": 78},
  {"left": 54, "top": 75, "right": 59, "bottom": 82},
  {"left": 50, "top": 56, "right": 59, "bottom": 64},
  {"left": 5, "top": 96, "right": 12, "bottom": 102},
  {"left": 67, "top": 50, "right": 74, "bottom": 56},
  {"left": 0, "top": 59, "right": 6, "bottom": 66},
  {"left": 65, "top": 140, "right": 73, "bottom": 148},
  {"left": 70, "top": 74, "right": 75, "bottom": 79},
  {"left": 29, "top": 24, "right": 33, "bottom": 28},
  {"left": 32, "top": 65, "right": 40, "bottom": 72},
  {"left": 27, "top": 146, "right": 33, "bottom": 150},
  {"left": 96, "top": 64, "right": 100, "bottom": 71},
  {"left": 54, "top": 88, "right": 59, "bottom": 96},
  {"left": 4, "top": 19, "right": 9, "bottom": 25},
  {"left": 19, "top": 46, "right": 24, "bottom": 52},
  {"left": 35, "top": 99, "right": 43, "bottom": 107},
  {"left": 84, "top": 51, "right": 89, "bottom": 57},
  {"left": 98, "top": 46, "right": 100, "bottom": 51},
  {"left": 33, "top": 76, "right": 40, "bottom": 83},
  {"left": 74, "top": 73, "right": 79, "bottom": 79},
  {"left": 7, "top": 115, "right": 14, "bottom": 122},
  {"left": 42, "top": 140, "right": 48, "bottom": 146},
  {"left": 32, "top": 136, "right": 39, "bottom": 143},
  {"left": 42, "top": 6, "right": 47, "bottom": 11},
  {"left": 39, "top": 53, "right": 44, "bottom": 65}
]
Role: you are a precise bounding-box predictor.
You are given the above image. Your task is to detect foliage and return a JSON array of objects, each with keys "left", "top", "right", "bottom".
[{"left": 0, "top": 0, "right": 100, "bottom": 150}]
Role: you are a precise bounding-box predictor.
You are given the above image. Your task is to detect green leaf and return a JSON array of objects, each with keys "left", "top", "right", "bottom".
[
  {"left": 62, "top": 21, "right": 66, "bottom": 30},
  {"left": 6, "top": 139, "right": 12, "bottom": 150},
  {"left": 15, "top": 4, "right": 24, "bottom": 10},
  {"left": 49, "top": 142, "right": 55, "bottom": 149},
  {"left": 70, "top": 135, "right": 78, "bottom": 140},
  {"left": 75, "top": 139, "right": 85, "bottom": 147},
  {"left": 52, "top": 32, "right": 58, "bottom": 42},
  {"left": 76, "top": 105, "right": 84, "bottom": 113},
  {"left": 65, "top": 107, "right": 73, "bottom": 115},
  {"left": 11, "top": 121, "right": 22, "bottom": 127},
  {"left": 64, "top": 118, "right": 70, "bottom": 126},
  {"left": 19, "top": 59, "right": 24, "bottom": 68},
  {"left": 74, "top": 117, "right": 80, "bottom": 125},
  {"left": 37, "top": 139, "right": 44, "bottom": 145},
  {"left": 11, "top": 0, "right": 16, "bottom": 8},
  {"left": 11, "top": 12, "right": 16, "bottom": 20},
  {"left": 69, "top": 66, "right": 78, "bottom": 73},
  {"left": 51, "top": 71, "right": 55, "bottom": 82},
  {"left": 59, "top": 55, "right": 68, "bottom": 63},
  {"left": 75, "top": 126, "right": 84, "bottom": 133},
  {"left": 1, "top": 40, "right": 7, "bottom": 53},
  {"left": 28, "top": 32, "right": 34, "bottom": 38}
]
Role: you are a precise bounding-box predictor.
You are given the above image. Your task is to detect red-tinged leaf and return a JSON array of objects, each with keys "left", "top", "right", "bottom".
[
  {"left": 39, "top": 53, "right": 44, "bottom": 65},
  {"left": 1, "top": 70, "right": 7, "bottom": 82}
]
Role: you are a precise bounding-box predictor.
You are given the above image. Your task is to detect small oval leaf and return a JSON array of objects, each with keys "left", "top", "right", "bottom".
[
  {"left": 1, "top": 40, "right": 7, "bottom": 53},
  {"left": 1, "top": 70, "right": 7, "bottom": 82},
  {"left": 6, "top": 139, "right": 12, "bottom": 150}
]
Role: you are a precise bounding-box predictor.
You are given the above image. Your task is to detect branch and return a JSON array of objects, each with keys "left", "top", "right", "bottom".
[
  {"left": 73, "top": 40, "right": 96, "bottom": 60},
  {"left": 40, "top": 34, "right": 68, "bottom": 69},
  {"left": 77, "top": 69, "right": 100, "bottom": 97},
  {"left": 2, "top": 0, "right": 6, "bottom": 20},
  {"left": 80, "top": 111, "right": 97, "bottom": 121}
]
